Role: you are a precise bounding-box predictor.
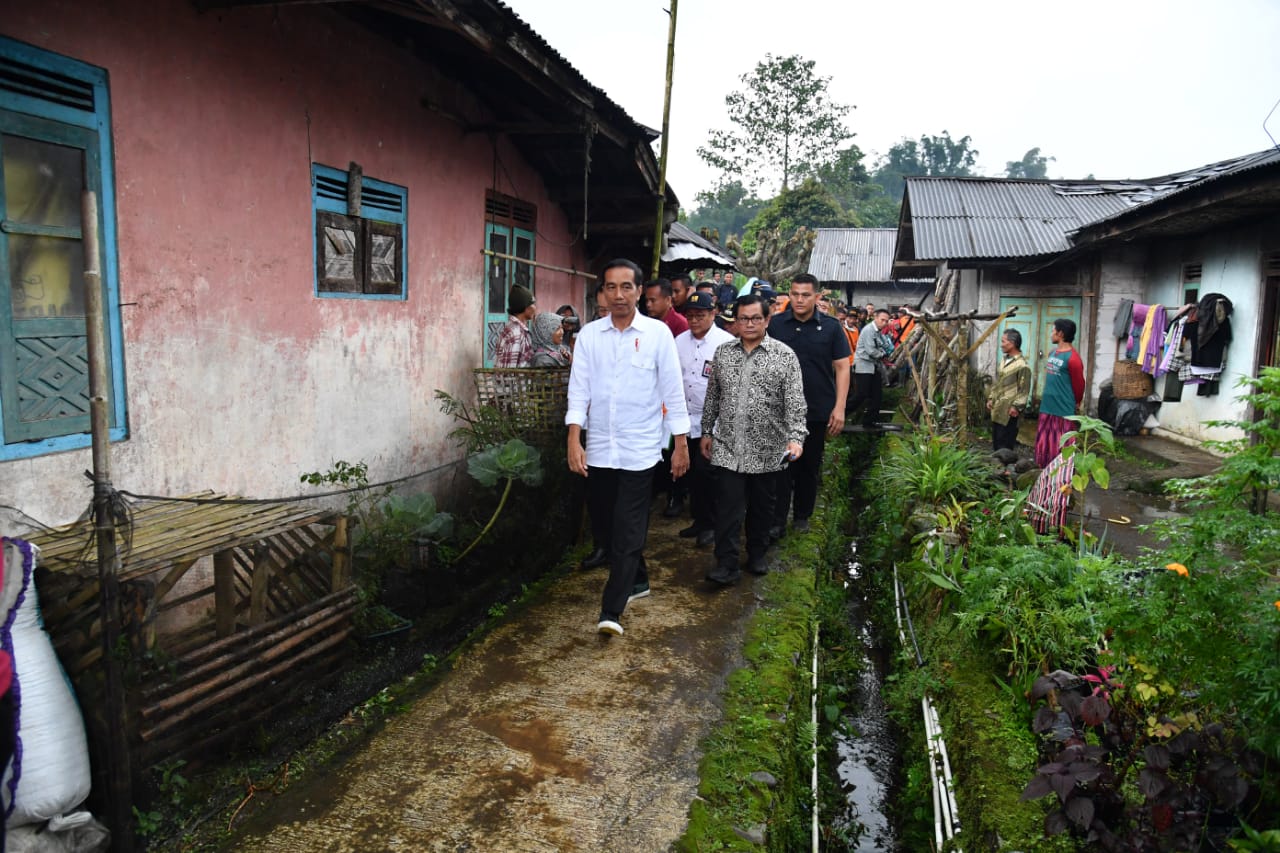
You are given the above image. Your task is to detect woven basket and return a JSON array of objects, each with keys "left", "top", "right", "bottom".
[
  {"left": 1112, "top": 360, "right": 1153, "bottom": 400},
  {"left": 473, "top": 367, "right": 570, "bottom": 442}
]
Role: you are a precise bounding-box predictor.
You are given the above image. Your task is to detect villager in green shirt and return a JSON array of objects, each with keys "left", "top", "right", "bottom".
[{"left": 987, "top": 329, "right": 1031, "bottom": 452}]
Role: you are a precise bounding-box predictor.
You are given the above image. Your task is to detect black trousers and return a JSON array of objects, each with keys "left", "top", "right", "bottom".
[
  {"left": 660, "top": 441, "right": 688, "bottom": 501},
  {"left": 714, "top": 468, "right": 776, "bottom": 571},
  {"left": 587, "top": 464, "right": 655, "bottom": 621},
  {"left": 686, "top": 435, "right": 717, "bottom": 531},
  {"left": 773, "top": 421, "right": 828, "bottom": 527},
  {"left": 992, "top": 418, "right": 1020, "bottom": 451},
  {"left": 847, "top": 371, "right": 883, "bottom": 427}
]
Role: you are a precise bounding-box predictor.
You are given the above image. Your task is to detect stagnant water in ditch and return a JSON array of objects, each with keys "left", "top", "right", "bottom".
[{"left": 828, "top": 539, "right": 901, "bottom": 851}]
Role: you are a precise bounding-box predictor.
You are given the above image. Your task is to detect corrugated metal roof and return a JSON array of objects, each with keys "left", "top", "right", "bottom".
[
  {"left": 905, "top": 148, "right": 1280, "bottom": 260},
  {"left": 809, "top": 228, "right": 928, "bottom": 282},
  {"left": 1066, "top": 147, "right": 1280, "bottom": 232},
  {"left": 905, "top": 179, "right": 1132, "bottom": 259}
]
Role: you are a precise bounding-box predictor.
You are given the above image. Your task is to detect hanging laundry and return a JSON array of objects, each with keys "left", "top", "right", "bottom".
[
  {"left": 1126, "top": 303, "right": 1149, "bottom": 360},
  {"left": 1158, "top": 315, "right": 1187, "bottom": 377},
  {"left": 1138, "top": 304, "right": 1167, "bottom": 375},
  {"left": 1112, "top": 298, "right": 1134, "bottom": 339}
]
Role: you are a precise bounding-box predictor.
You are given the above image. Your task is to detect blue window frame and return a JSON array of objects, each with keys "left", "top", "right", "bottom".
[
  {"left": 0, "top": 36, "right": 127, "bottom": 460},
  {"left": 312, "top": 163, "right": 407, "bottom": 300}
]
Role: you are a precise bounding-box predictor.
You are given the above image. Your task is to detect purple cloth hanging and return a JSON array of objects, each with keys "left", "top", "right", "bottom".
[
  {"left": 1139, "top": 305, "right": 1167, "bottom": 375},
  {"left": 1127, "top": 303, "right": 1149, "bottom": 360}
]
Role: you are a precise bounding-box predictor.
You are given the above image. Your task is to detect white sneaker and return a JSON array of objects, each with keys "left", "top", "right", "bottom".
[
  {"left": 627, "top": 582, "right": 650, "bottom": 603},
  {"left": 597, "top": 619, "right": 624, "bottom": 636}
]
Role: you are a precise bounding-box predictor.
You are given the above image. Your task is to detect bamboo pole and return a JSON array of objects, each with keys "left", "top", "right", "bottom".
[
  {"left": 142, "top": 589, "right": 356, "bottom": 688},
  {"left": 480, "top": 249, "right": 596, "bottom": 280},
  {"left": 649, "top": 0, "right": 678, "bottom": 276},
  {"left": 140, "top": 630, "right": 350, "bottom": 742},
  {"left": 140, "top": 605, "right": 355, "bottom": 722},
  {"left": 82, "top": 191, "right": 134, "bottom": 852}
]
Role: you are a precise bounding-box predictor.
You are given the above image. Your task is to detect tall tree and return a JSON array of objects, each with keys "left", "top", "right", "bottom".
[
  {"left": 1005, "top": 147, "right": 1055, "bottom": 179},
  {"left": 742, "top": 178, "right": 850, "bottom": 249},
  {"left": 685, "top": 180, "right": 765, "bottom": 245},
  {"left": 813, "top": 145, "right": 900, "bottom": 227},
  {"left": 872, "top": 130, "right": 980, "bottom": 202},
  {"left": 697, "top": 54, "right": 852, "bottom": 195}
]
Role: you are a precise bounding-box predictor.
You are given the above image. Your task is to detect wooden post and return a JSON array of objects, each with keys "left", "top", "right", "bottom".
[
  {"left": 331, "top": 515, "right": 350, "bottom": 591},
  {"left": 249, "top": 545, "right": 272, "bottom": 627},
  {"left": 82, "top": 190, "right": 135, "bottom": 852},
  {"left": 213, "top": 551, "right": 236, "bottom": 638},
  {"left": 649, "top": 0, "right": 678, "bottom": 276}
]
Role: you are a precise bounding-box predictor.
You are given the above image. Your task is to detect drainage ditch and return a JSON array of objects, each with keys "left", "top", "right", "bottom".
[{"left": 825, "top": 539, "right": 901, "bottom": 851}]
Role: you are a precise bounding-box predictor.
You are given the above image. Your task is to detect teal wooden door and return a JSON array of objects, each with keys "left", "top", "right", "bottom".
[
  {"left": 482, "top": 223, "right": 534, "bottom": 366},
  {"left": 998, "top": 296, "right": 1081, "bottom": 400},
  {"left": 0, "top": 111, "right": 112, "bottom": 442}
]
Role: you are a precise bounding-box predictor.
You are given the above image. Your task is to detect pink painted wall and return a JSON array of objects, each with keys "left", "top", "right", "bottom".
[{"left": 0, "top": 1, "right": 587, "bottom": 525}]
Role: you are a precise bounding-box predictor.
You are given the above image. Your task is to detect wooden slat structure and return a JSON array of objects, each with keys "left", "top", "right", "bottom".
[
  {"left": 27, "top": 494, "right": 358, "bottom": 768},
  {"left": 473, "top": 367, "right": 570, "bottom": 443}
]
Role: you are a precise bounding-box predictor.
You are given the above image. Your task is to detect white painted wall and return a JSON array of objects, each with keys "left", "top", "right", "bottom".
[
  {"left": 1137, "top": 215, "right": 1280, "bottom": 444},
  {"left": 1093, "top": 246, "right": 1148, "bottom": 404}
]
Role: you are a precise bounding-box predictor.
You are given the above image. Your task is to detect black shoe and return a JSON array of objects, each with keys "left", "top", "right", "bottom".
[
  {"left": 706, "top": 567, "right": 741, "bottom": 586},
  {"left": 792, "top": 518, "right": 810, "bottom": 534},
  {"left": 663, "top": 495, "right": 685, "bottom": 518},
  {"left": 678, "top": 523, "right": 700, "bottom": 538},
  {"left": 580, "top": 547, "right": 609, "bottom": 570},
  {"left": 767, "top": 525, "right": 783, "bottom": 545},
  {"left": 696, "top": 529, "right": 715, "bottom": 548},
  {"left": 746, "top": 557, "right": 769, "bottom": 576}
]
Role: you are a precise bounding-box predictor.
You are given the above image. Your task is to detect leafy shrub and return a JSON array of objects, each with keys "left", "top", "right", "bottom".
[
  {"left": 1023, "top": 666, "right": 1269, "bottom": 851},
  {"left": 954, "top": 543, "right": 1114, "bottom": 695},
  {"left": 872, "top": 429, "right": 994, "bottom": 510}
]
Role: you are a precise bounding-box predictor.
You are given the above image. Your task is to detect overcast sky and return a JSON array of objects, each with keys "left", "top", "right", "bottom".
[{"left": 509, "top": 0, "right": 1280, "bottom": 204}]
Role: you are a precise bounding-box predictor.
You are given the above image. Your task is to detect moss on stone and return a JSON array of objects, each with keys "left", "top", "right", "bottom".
[{"left": 676, "top": 439, "right": 855, "bottom": 852}]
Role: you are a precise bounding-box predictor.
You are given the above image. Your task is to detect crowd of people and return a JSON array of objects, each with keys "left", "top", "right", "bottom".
[
  {"left": 542, "top": 260, "right": 922, "bottom": 636},
  {"left": 495, "top": 260, "right": 1089, "bottom": 634}
]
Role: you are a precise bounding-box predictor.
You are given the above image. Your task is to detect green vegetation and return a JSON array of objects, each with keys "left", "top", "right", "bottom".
[
  {"left": 862, "top": 377, "right": 1280, "bottom": 851},
  {"left": 696, "top": 53, "right": 852, "bottom": 195},
  {"left": 454, "top": 438, "right": 543, "bottom": 561},
  {"left": 677, "top": 438, "right": 854, "bottom": 851}
]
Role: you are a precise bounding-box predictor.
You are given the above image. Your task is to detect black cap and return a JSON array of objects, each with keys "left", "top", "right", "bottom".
[{"left": 685, "top": 292, "right": 716, "bottom": 312}]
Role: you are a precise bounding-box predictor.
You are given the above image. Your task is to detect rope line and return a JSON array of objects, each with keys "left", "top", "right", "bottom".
[{"left": 116, "top": 458, "right": 466, "bottom": 505}]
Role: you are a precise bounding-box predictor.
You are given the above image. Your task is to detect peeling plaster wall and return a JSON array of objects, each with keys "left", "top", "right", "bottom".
[
  {"left": 0, "top": 2, "right": 586, "bottom": 528},
  {"left": 1093, "top": 246, "right": 1148, "bottom": 405},
  {"left": 1139, "top": 216, "right": 1280, "bottom": 444}
]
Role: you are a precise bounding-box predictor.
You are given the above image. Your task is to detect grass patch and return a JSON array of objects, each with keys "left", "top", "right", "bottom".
[{"left": 677, "top": 439, "right": 855, "bottom": 852}]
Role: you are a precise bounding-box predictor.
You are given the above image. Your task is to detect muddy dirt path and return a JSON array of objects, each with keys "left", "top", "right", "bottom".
[{"left": 232, "top": 513, "right": 763, "bottom": 852}]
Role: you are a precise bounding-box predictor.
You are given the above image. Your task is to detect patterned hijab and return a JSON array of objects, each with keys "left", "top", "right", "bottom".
[{"left": 530, "top": 312, "right": 570, "bottom": 366}]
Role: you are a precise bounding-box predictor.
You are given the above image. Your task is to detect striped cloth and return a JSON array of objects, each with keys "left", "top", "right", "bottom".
[
  {"left": 1029, "top": 454, "right": 1075, "bottom": 535},
  {"left": 1034, "top": 413, "right": 1076, "bottom": 468}
]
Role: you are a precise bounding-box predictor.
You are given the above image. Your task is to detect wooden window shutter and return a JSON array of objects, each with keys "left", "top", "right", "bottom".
[
  {"left": 317, "top": 211, "right": 361, "bottom": 293},
  {"left": 313, "top": 163, "right": 407, "bottom": 298},
  {"left": 365, "top": 220, "right": 402, "bottom": 295}
]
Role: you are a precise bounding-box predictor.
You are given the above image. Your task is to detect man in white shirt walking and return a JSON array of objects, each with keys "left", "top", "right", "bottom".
[
  {"left": 567, "top": 259, "right": 691, "bottom": 637},
  {"left": 674, "top": 291, "right": 735, "bottom": 547}
]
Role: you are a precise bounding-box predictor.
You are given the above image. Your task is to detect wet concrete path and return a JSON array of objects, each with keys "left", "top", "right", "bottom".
[
  {"left": 1080, "top": 434, "right": 1220, "bottom": 557},
  {"left": 233, "top": 511, "right": 765, "bottom": 852}
]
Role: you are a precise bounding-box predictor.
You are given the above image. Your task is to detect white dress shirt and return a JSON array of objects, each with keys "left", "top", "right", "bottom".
[
  {"left": 675, "top": 325, "right": 735, "bottom": 439},
  {"left": 566, "top": 312, "right": 691, "bottom": 471}
]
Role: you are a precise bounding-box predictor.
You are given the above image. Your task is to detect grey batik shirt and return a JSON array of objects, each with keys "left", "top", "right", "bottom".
[{"left": 701, "top": 336, "right": 808, "bottom": 473}]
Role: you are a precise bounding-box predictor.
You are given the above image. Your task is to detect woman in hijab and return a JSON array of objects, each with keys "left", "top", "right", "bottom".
[{"left": 529, "top": 312, "right": 571, "bottom": 367}]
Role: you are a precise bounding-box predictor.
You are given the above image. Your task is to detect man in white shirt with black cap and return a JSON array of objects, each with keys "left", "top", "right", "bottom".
[{"left": 674, "top": 291, "right": 734, "bottom": 547}]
